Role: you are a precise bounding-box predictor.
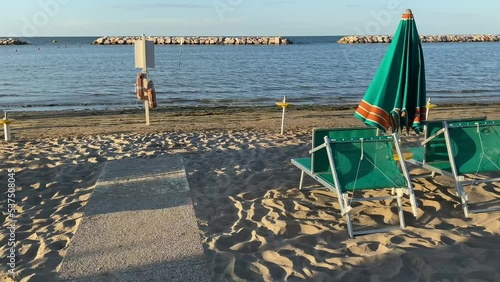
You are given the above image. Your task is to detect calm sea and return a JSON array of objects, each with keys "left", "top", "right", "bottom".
[{"left": 0, "top": 36, "right": 499, "bottom": 111}]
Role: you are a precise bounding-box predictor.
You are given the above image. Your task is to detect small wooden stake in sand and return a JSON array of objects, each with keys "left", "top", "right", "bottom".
[
  {"left": 135, "top": 34, "right": 155, "bottom": 125},
  {"left": 276, "top": 96, "right": 290, "bottom": 135},
  {"left": 1, "top": 112, "right": 13, "bottom": 142}
]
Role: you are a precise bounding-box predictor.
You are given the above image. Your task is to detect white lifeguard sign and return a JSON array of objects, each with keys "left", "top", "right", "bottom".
[
  {"left": 134, "top": 37, "right": 155, "bottom": 69},
  {"left": 134, "top": 35, "right": 155, "bottom": 125}
]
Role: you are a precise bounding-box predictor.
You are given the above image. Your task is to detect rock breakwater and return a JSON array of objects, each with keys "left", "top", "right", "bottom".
[
  {"left": 92, "top": 36, "right": 292, "bottom": 45},
  {"left": 338, "top": 34, "right": 500, "bottom": 44},
  {"left": 0, "top": 38, "right": 30, "bottom": 45}
]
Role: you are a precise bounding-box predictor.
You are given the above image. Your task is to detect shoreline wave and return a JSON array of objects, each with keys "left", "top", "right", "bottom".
[{"left": 2, "top": 100, "right": 500, "bottom": 113}]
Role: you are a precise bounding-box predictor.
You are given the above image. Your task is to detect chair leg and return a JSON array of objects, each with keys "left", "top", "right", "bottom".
[
  {"left": 456, "top": 177, "right": 470, "bottom": 217},
  {"left": 345, "top": 212, "right": 354, "bottom": 238},
  {"left": 340, "top": 194, "right": 354, "bottom": 238},
  {"left": 298, "top": 171, "right": 304, "bottom": 191},
  {"left": 409, "top": 190, "right": 418, "bottom": 217},
  {"left": 392, "top": 160, "right": 402, "bottom": 195},
  {"left": 342, "top": 191, "right": 409, "bottom": 238},
  {"left": 396, "top": 189, "right": 406, "bottom": 229}
]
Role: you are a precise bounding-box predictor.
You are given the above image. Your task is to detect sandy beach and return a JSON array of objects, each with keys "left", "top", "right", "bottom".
[{"left": 1, "top": 104, "right": 499, "bottom": 281}]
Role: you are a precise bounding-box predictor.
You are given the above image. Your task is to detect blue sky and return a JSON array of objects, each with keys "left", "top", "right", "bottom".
[{"left": 2, "top": 0, "right": 499, "bottom": 37}]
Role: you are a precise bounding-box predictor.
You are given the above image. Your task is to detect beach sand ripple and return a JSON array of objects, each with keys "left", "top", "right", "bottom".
[{"left": 1, "top": 105, "right": 499, "bottom": 281}]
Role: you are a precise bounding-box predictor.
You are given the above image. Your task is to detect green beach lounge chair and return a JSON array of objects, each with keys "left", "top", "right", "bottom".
[
  {"left": 407, "top": 117, "right": 500, "bottom": 217},
  {"left": 406, "top": 117, "right": 487, "bottom": 177},
  {"left": 291, "top": 127, "right": 378, "bottom": 191},
  {"left": 408, "top": 119, "right": 499, "bottom": 216},
  {"left": 292, "top": 129, "right": 418, "bottom": 238}
]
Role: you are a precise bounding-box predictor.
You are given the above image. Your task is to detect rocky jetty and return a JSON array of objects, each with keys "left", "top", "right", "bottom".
[
  {"left": 0, "top": 38, "right": 30, "bottom": 45},
  {"left": 92, "top": 36, "right": 292, "bottom": 45},
  {"left": 338, "top": 34, "right": 500, "bottom": 44}
]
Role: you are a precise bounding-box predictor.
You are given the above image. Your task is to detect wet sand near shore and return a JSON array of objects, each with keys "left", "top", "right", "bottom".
[{"left": 6, "top": 103, "right": 500, "bottom": 139}]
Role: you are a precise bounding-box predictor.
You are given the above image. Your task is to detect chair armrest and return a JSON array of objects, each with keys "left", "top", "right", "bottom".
[
  {"left": 309, "top": 143, "right": 327, "bottom": 154},
  {"left": 421, "top": 128, "right": 446, "bottom": 145}
]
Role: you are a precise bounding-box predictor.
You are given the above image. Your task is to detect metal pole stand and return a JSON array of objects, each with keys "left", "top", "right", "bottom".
[
  {"left": 142, "top": 35, "right": 151, "bottom": 126},
  {"left": 425, "top": 98, "right": 436, "bottom": 134},
  {"left": 426, "top": 98, "right": 436, "bottom": 120},
  {"left": 276, "top": 96, "right": 290, "bottom": 135},
  {"left": 144, "top": 100, "right": 150, "bottom": 126},
  {"left": 2, "top": 112, "right": 13, "bottom": 142}
]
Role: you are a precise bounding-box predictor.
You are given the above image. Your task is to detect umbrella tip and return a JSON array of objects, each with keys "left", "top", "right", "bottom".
[{"left": 404, "top": 9, "right": 413, "bottom": 15}]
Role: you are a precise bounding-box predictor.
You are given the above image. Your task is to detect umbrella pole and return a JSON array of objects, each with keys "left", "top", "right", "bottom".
[
  {"left": 425, "top": 98, "right": 437, "bottom": 134},
  {"left": 281, "top": 102, "right": 286, "bottom": 135},
  {"left": 3, "top": 112, "right": 11, "bottom": 142},
  {"left": 425, "top": 98, "right": 432, "bottom": 122},
  {"left": 276, "top": 96, "right": 289, "bottom": 135}
]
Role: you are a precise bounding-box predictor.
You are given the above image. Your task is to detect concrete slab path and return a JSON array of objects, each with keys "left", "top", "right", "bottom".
[{"left": 58, "top": 156, "right": 209, "bottom": 282}]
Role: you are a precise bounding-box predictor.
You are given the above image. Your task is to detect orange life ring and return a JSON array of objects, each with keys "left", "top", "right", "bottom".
[
  {"left": 136, "top": 72, "right": 146, "bottom": 100},
  {"left": 147, "top": 88, "right": 157, "bottom": 109},
  {"left": 145, "top": 80, "right": 157, "bottom": 109}
]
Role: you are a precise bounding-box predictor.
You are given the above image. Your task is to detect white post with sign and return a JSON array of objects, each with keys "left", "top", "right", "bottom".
[
  {"left": 134, "top": 34, "right": 155, "bottom": 125},
  {"left": 1, "top": 112, "right": 12, "bottom": 142},
  {"left": 276, "top": 96, "right": 290, "bottom": 135}
]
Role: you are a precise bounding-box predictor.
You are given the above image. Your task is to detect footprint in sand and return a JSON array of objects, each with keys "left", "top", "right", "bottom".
[
  {"left": 390, "top": 235, "right": 405, "bottom": 244},
  {"left": 53, "top": 202, "right": 84, "bottom": 216},
  {"left": 18, "top": 239, "right": 40, "bottom": 262},
  {"left": 214, "top": 228, "right": 263, "bottom": 252},
  {"left": 261, "top": 250, "right": 294, "bottom": 272},
  {"left": 348, "top": 242, "right": 389, "bottom": 257},
  {"left": 47, "top": 237, "right": 70, "bottom": 253},
  {"left": 228, "top": 240, "right": 262, "bottom": 253},
  {"left": 463, "top": 270, "right": 497, "bottom": 281}
]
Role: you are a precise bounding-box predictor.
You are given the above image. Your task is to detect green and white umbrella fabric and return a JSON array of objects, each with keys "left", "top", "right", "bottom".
[{"left": 355, "top": 9, "right": 426, "bottom": 133}]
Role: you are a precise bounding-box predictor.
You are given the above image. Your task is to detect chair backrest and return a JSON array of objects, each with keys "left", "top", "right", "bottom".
[
  {"left": 424, "top": 117, "right": 486, "bottom": 164},
  {"left": 311, "top": 127, "right": 378, "bottom": 173},
  {"left": 445, "top": 120, "right": 500, "bottom": 175},
  {"left": 327, "top": 135, "right": 407, "bottom": 192}
]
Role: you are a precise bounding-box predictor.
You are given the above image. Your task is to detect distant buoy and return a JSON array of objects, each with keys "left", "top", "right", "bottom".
[{"left": 53, "top": 40, "right": 58, "bottom": 43}]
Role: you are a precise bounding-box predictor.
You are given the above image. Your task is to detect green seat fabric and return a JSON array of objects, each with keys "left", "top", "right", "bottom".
[
  {"left": 447, "top": 120, "right": 500, "bottom": 174},
  {"left": 292, "top": 129, "right": 411, "bottom": 194},
  {"left": 293, "top": 158, "right": 312, "bottom": 171},
  {"left": 425, "top": 120, "right": 451, "bottom": 163},
  {"left": 407, "top": 147, "right": 424, "bottom": 162},
  {"left": 406, "top": 117, "right": 487, "bottom": 169},
  {"left": 329, "top": 136, "right": 408, "bottom": 193},
  {"left": 312, "top": 127, "right": 377, "bottom": 174},
  {"left": 427, "top": 161, "right": 453, "bottom": 173}
]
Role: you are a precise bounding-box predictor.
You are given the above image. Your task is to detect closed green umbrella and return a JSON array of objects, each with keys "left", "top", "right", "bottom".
[{"left": 355, "top": 9, "right": 426, "bottom": 133}]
